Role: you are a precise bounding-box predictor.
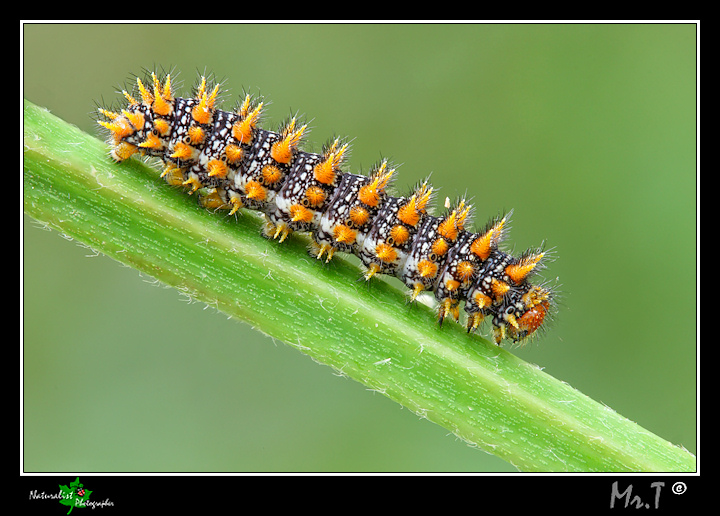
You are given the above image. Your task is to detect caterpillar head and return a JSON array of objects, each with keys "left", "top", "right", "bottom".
[{"left": 492, "top": 284, "right": 555, "bottom": 345}]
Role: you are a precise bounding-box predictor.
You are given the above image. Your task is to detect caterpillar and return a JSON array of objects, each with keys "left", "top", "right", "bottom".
[{"left": 97, "top": 70, "right": 557, "bottom": 345}]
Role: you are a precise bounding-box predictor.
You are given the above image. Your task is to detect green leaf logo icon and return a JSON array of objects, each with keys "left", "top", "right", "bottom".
[{"left": 58, "top": 477, "right": 92, "bottom": 514}]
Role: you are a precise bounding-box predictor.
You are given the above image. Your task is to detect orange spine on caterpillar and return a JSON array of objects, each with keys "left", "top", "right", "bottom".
[{"left": 97, "top": 70, "right": 558, "bottom": 345}]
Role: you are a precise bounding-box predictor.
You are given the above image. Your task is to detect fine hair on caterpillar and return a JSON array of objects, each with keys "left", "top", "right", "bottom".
[{"left": 97, "top": 70, "right": 558, "bottom": 345}]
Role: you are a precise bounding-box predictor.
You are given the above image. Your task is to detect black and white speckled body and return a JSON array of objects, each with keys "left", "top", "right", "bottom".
[{"left": 98, "top": 71, "right": 556, "bottom": 344}]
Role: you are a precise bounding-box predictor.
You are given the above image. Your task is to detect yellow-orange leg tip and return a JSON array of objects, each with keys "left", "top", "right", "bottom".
[
  {"left": 448, "top": 303, "right": 460, "bottom": 322},
  {"left": 261, "top": 221, "right": 277, "bottom": 240},
  {"left": 364, "top": 263, "right": 381, "bottom": 281},
  {"left": 161, "top": 165, "right": 185, "bottom": 186},
  {"left": 411, "top": 283, "right": 425, "bottom": 301},
  {"left": 273, "top": 223, "right": 292, "bottom": 243},
  {"left": 437, "top": 306, "right": 447, "bottom": 326},
  {"left": 313, "top": 243, "right": 329, "bottom": 260},
  {"left": 198, "top": 190, "right": 227, "bottom": 210},
  {"left": 228, "top": 197, "right": 243, "bottom": 216},
  {"left": 182, "top": 177, "right": 203, "bottom": 194},
  {"left": 492, "top": 326, "right": 506, "bottom": 345},
  {"left": 438, "top": 299, "right": 460, "bottom": 326},
  {"left": 315, "top": 244, "right": 336, "bottom": 263},
  {"left": 466, "top": 313, "right": 482, "bottom": 333}
]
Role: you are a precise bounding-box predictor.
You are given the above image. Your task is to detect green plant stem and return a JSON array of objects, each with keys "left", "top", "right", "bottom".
[{"left": 23, "top": 99, "right": 695, "bottom": 472}]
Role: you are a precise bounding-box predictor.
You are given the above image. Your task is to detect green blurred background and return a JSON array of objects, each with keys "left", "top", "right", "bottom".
[{"left": 22, "top": 23, "right": 697, "bottom": 472}]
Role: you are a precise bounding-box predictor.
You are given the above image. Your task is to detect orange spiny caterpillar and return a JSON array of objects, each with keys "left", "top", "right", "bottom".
[{"left": 97, "top": 70, "right": 558, "bottom": 345}]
